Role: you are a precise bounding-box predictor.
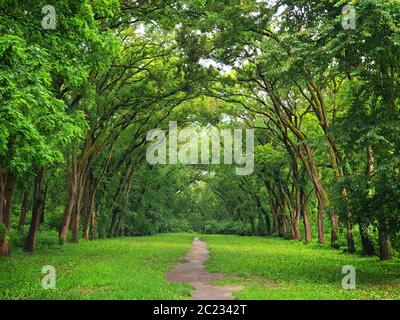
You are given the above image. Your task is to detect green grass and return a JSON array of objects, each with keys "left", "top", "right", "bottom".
[
  {"left": 201, "top": 235, "right": 400, "bottom": 300},
  {"left": 0, "top": 234, "right": 194, "bottom": 300},
  {"left": 2, "top": 233, "right": 399, "bottom": 300}
]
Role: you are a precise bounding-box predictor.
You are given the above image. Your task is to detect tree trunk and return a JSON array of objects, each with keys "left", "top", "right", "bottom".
[
  {"left": 277, "top": 188, "right": 288, "bottom": 237},
  {"left": 378, "top": 221, "right": 391, "bottom": 261},
  {"left": 300, "top": 188, "right": 312, "bottom": 243},
  {"left": 262, "top": 208, "right": 271, "bottom": 235},
  {"left": 71, "top": 179, "right": 85, "bottom": 244},
  {"left": 83, "top": 213, "right": 91, "bottom": 240},
  {"left": 83, "top": 178, "right": 92, "bottom": 241},
  {"left": 40, "top": 185, "right": 47, "bottom": 225},
  {"left": 272, "top": 204, "right": 279, "bottom": 234},
  {"left": 346, "top": 217, "right": 356, "bottom": 253},
  {"left": 18, "top": 190, "right": 29, "bottom": 232},
  {"left": 83, "top": 149, "right": 113, "bottom": 240},
  {"left": 359, "top": 223, "right": 375, "bottom": 256},
  {"left": 108, "top": 166, "right": 133, "bottom": 238},
  {"left": 298, "top": 143, "right": 327, "bottom": 244},
  {"left": 108, "top": 178, "right": 126, "bottom": 238},
  {"left": 359, "top": 146, "right": 376, "bottom": 256},
  {"left": 330, "top": 212, "right": 339, "bottom": 246},
  {"left": 24, "top": 167, "right": 46, "bottom": 252},
  {"left": 308, "top": 84, "right": 345, "bottom": 246},
  {"left": 117, "top": 214, "right": 125, "bottom": 237},
  {"left": 0, "top": 172, "right": 5, "bottom": 224},
  {"left": 293, "top": 219, "right": 301, "bottom": 240},
  {"left": 90, "top": 206, "right": 98, "bottom": 240},
  {"left": 0, "top": 173, "right": 17, "bottom": 257},
  {"left": 265, "top": 84, "right": 329, "bottom": 244},
  {"left": 378, "top": 232, "right": 391, "bottom": 261},
  {"left": 316, "top": 193, "right": 325, "bottom": 244},
  {"left": 84, "top": 182, "right": 98, "bottom": 241},
  {"left": 293, "top": 186, "right": 301, "bottom": 240},
  {"left": 284, "top": 192, "right": 296, "bottom": 240},
  {"left": 279, "top": 214, "right": 287, "bottom": 237},
  {"left": 367, "top": 145, "right": 374, "bottom": 179},
  {"left": 264, "top": 183, "right": 279, "bottom": 235},
  {"left": 59, "top": 152, "right": 78, "bottom": 244}
]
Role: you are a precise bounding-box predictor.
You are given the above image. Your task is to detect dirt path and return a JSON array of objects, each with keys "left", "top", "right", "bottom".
[{"left": 167, "top": 238, "right": 242, "bottom": 300}]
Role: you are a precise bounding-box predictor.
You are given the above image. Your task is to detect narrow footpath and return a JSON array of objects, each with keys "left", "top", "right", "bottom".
[{"left": 167, "top": 238, "right": 242, "bottom": 300}]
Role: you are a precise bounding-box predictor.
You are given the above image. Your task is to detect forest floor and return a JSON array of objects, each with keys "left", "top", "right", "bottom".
[
  {"left": 202, "top": 235, "right": 400, "bottom": 300},
  {"left": 0, "top": 233, "right": 399, "bottom": 300},
  {"left": 0, "top": 234, "right": 193, "bottom": 300}
]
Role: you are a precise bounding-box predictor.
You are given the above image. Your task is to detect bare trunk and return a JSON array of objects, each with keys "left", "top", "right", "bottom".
[
  {"left": 117, "top": 214, "right": 125, "bottom": 237},
  {"left": 264, "top": 183, "right": 280, "bottom": 235},
  {"left": 278, "top": 188, "right": 288, "bottom": 237},
  {"left": 83, "top": 150, "right": 112, "bottom": 240},
  {"left": 283, "top": 188, "right": 296, "bottom": 240},
  {"left": 90, "top": 206, "right": 98, "bottom": 240},
  {"left": 71, "top": 178, "right": 85, "bottom": 244},
  {"left": 288, "top": 215, "right": 296, "bottom": 239},
  {"left": 330, "top": 212, "right": 339, "bottom": 246},
  {"left": 84, "top": 181, "right": 97, "bottom": 241},
  {"left": 108, "top": 179, "right": 126, "bottom": 238},
  {"left": 301, "top": 189, "right": 312, "bottom": 244},
  {"left": 378, "top": 232, "right": 391, "bottom": 261},
  {"left": 298, "top": 144, "right": 327, "bottom": 244},
  {"left": 359, "top": 223, "right": 374, "bottom": 256},
  {"left": 83, "top": 177, "right": 90, "bottom": 240},
  {"left": 272, "top": 201, "right": 279, "bottom": 234},
  {"left": 307, "top": 81, "right": 347, "bottom": 246},
  {"left": 0, "top": 173, "right": 16, "bottom": 256},
  {"left": 83, "top": 180, "right": 92, "bottom": 241},
  {"left": 280, "top": 213, "right": 287, "bottom": 237},
  {"left": 18, "top": 190, "right": 29, "bottom": 232},
  {"left": 0, "top": 172, "right": 5, "bottom": 224},
  {"left": 367, "top": 145, "right": 374, "bottom": 178},
  {"left": 108, "top": 167, "right": 133, "bottom": 238},
  {"left": 293, "top": 186, "right": 301, "bottom": 240},
  {"left": 346, "top": 217, "right": 356, "bottom": 253},
  {"left": 378, "top": 221, "right": 391, "bottom": 261},
  {"left": 83, "top": 214, "right": 91, "bottom": 240},
  {"left": 342, "top": 188, "right": 355, "bottom": 253},
  {"left": 287, "top": 204, "right": 300, "bottom": 240},
  {"left": 24, "top": 167, "right": 46, "bottom": 252},
  {"left": 59, "top": 152, "right": 78, "bottom": 244},
  {"left": 316, "top": 193, "right": 325, "bottom": 244},
  {"left": 262, "top": 208, "right": 271, "bottom": 235},
  {"left": 293, "top": 219, "right": 301, "bottom": 240},
  {"left": 266, "top": 84, "right": 329, "bottom": 243}
]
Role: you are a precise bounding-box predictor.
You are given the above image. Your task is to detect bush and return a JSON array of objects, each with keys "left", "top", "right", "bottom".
[
  {"left": 202, "top": 219, "right": 253, "bottom": 236},
  {"left": 9, "top": 228, "right": 59, "bottom": 250},
  {"left": 36, "top": 230, "right": 59, "bottom": 249},
  {"left": 9, "top": 228, "right": 25, "bottom": 249},
  {"left": 127, "top": 212, "right": 159, "bottom": 236},
  {"left": 163, "top": 218, "right": 193, "bottom": 233}
]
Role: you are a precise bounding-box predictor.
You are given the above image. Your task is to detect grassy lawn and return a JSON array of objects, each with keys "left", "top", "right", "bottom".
[
  {"left": 202, "top": 235, "right": 400, "bottom": 300},
  {"left": 1, "top": 233, "right": 399, "bottom": 300},
  {"left": 0, "top": 234, "right": 193, "bottom": 300}
]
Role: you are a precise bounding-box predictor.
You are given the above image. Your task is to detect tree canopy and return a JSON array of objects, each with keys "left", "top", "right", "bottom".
[{"left": 0, "top": 0, "right": 399, "bottom": 261}]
